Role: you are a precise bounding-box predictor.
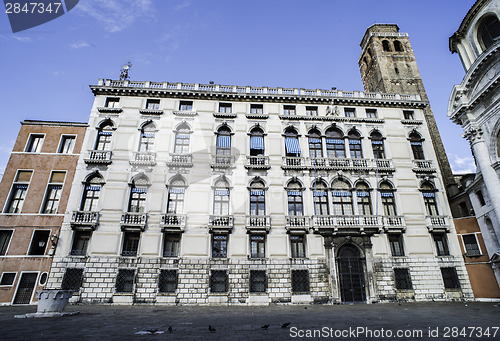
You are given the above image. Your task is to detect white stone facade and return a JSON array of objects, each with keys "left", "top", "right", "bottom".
[
  {"left": 46, "top": 76, "right": 472, "bottom": 304},
  {"left": 448, "top": 0, "right": 500, "bottom": 286}
]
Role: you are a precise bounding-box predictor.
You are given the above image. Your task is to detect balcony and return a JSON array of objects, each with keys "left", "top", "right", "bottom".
[
  {"left": 285, "top": 215, "right": 310, "bottom": 232},
  {"left": 213, "top": 111, "right": 237, "bottom": 119},
  {"left": 208, "top": 215, "right": 234, "bottom": 232},
  {"left": 382, "top": 216, "right": 406, "bottom": 233},
  {"left": 160, "top": 213, "right": 186, "bottom": 231},
  {"left": 70, "top": 211, "right": 99, "bottom": 230},
  {"left": 282, "top": 157, "right": 306, "bottom": 170},
  {"left": 84, "top": 150, "right": 112, "bottom": 164},
  {"left": 426, "top": 215, "right": 450, "bottom": 232},
  {"left": 120, "top": 212, "right": 148, "bottom": 231},
  {"left": 412, "top": 160, "right": 436, "bottom": 173},
  {"left": 97, "top": 107, "right": 122, "bottom": 114},
  {"left": 139, "top": 108, "right": 164, "bottom": 115},
  {"left": 306, "top": 158, "right": 394, "bottom": 172},
  {"left": 312, "top": 215, "right": 382, "bottom": 234},
  {"left": 173, "top": 110, "right": 197, "bottom": 117},
  {"left": 130, "top": 152, "right": 156, "bottom": 166},
  {"left": 167, "top": 153, "right": 193, "bottom": 167},
  {"left": 246, "top": 215, "right": 271, "bottom": 232},
  {"left": 211, "top": 155, "right": 235, "bottom": 169},
  {"left": 245, "top": 156, "right": 270, "bottom": 170}
]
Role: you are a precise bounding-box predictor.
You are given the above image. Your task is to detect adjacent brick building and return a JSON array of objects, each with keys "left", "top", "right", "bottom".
[{"left": 0, "top": 120, "right": 87, "bottom": 305}]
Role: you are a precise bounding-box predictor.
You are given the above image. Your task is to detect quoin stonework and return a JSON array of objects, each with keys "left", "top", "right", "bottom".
[{"left": 36, "top": 24, "right": 475, "bottom": 305}]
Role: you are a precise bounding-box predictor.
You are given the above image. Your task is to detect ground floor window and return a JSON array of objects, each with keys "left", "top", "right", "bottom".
[
  {"left": 115, "top": 269, "right": 135, "bottom": 293},
  {"left": 158, "top": 270, "right": 177, "bottom": 293},
  {"left": 441, "top": 267, "right": 460, "bottom": 289},
  {"left": 210, "top": 270, "right": 228, "bottom": 293},
  {"left": 291, "top": 270, "right": 310, "bottom": 294},
  {"left": 394, "top": 268, "right": 412, "bottom": 290},
  {"left": 61, "top": 268, "right": 84, "bottom": 291},
  {"left": 249, "top": 270, "right": 267, "bottom": 293}
]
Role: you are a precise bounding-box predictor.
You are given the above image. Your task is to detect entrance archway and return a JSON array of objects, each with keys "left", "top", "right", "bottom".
[{"left": 337, "top": 244, "right": 366, "bottom": 303}]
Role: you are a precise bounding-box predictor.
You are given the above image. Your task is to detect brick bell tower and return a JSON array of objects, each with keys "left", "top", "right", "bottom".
[{"left": 359, "top": 24, "right": 455, "bottom": 194}]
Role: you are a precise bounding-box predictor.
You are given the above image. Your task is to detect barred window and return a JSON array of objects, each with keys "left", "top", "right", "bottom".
[
  {"left": 291, "top": 270, "right": 310, "bottom": 293},
  {"left": 462, "top": 234, "right": 481, "bottom": 257},
  {"left": 249, "top": 270, "right": 267, "bottom": 293},
  {"left": 441, "top": 267, "right": 460, "bottom": 289},
  {"left": 61, "top": 268, "right": 84, "bottom": 291},
  {"left": 394, "top": 268, "right": 412, "bottom": 290},
  {"left": 212, "top": 234, "right": 228, "bottom": 258},
  {"left": 290, "top": 235, "right": 306, "bottom": 258},
  {"left": 158, "top": 270, "right": 177, "bottom": 293},
  {"left": 71, "top": 231, "right": 91, "bottom": 256},
  {"left": 433, "top": 234, "right": 449, "bottom": 256},
  {"left": 163, "top": 233, "right": 180, "bottom": 257},
  {"left": 210, "top": 270, "right": 228, "bottom": 293},
  {"left": 122, "top": 232, "right": 140, "bottom": 257},
  {"left": 250, "top": 235, "right": 265, "bottom": 258},
  {"left": 389, "top": 234, "right": 405, "bottom": 257},
  {"left": 115, "top": 269, "right": 135, "bottom": 293}
]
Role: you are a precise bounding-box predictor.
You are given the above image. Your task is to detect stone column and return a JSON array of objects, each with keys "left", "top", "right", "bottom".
[{"left": 466, "top": 127, "right": 500, "bottom": 225}]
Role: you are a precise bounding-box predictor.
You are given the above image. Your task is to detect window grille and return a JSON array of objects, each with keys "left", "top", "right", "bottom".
[
  {"left": 115, "top": 269, "right": 135, "bottom": 293},
  {"left": 462, "top": 234, "right": 481, "bottom": 256},
  {"left": 394, "top": 268, "right": 412, "bottom": 290},
  {"left": 61, "top": 268, "right": 84, "bottom": 291},
  {"left": 158, "top": 270, "right": 177, "bottom": 293},
  {"left": 291, "top": 270, "right": 310, "bottom": 293},
  {"left": 249, "top": 270, "right": 267, "bottom": 293},
  {"left": 210, "top": 270, "right": 228, "bottom": 293},
  {"left": 441, "top": 267, "right": 460, "bottom": 289}
]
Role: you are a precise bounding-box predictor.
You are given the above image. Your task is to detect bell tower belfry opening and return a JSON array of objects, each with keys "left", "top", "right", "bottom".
[{"left": 359, "top": 24, "right": 455, "bottom": 193}]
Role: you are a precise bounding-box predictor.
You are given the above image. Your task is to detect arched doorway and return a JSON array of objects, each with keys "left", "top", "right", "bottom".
[{"left": 337, "top": 244, "right": 366, "bottom": 303}]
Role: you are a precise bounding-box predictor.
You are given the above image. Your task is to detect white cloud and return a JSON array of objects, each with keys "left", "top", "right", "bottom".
[
  {"left": 75, "top": 0, "right": 154, "bottom": 33},
  {"left": 12, "top": 36, "right": 31, "bottom": 42},
  {"left": 450, "top": 154, "right": 476, "bottom": 174},
  {"left": 175, "top": 0, "right": 191, "bottom": 11},
  {"left": 70, "top": 41, "right": 91, "bottom": 49}
]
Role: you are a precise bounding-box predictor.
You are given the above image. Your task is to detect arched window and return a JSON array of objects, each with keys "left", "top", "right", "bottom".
[
  {"left": 167, "top": 178, "right": 185, "bottom": 214},
  {"left": 287, "top": 181, "right": 303, "bottom": 216},
  {"left": 174, "top": 124, "right": 190, "bottom": 154},
  {"left": 409, "top": 132, "right": 425, "bottom": 160},
  {"left": 284, "top": 128, "right": 301, "bottom": 157},
  {"left": 478, "top": 15, "right": 500, "bottom": 50},
  {"left": 348, "top": 130, "right": 363, "bottom": 159},
  {"left": 325, "top": 128, "right": 345, "bottom": 158},
  {"left": 213, "top": 179, "right": 230, "bottom": 215},
  {"left": 139, "top": 122, "right": 156, "bottom": 152},
  {"left": 380, "top": 182, "right": 396, "bottom": 216},
  {"left": 312, "top": 181, "right": 329, "bottom": 215},
  {"left": 371, "top": 131, "right": 385, "bottom": 159},
  {"left": 81, "top": 174, "right": 103, "bottom": 211},
  {"left": 308, "top": 129, "right": 323, "bottom": 158},
  {"left": 332, "top": 179, "right": 353, "bottom": 215},
  {"left": 421, "top": 182, "right": 438, "bottom": 216},
  {"left": 249, "top": 127, "right": 265, "bottom": 156},
  {"left": 356, "top": 182, "right": 372, "bottom": 215},
  {"left": 95, "top": 122, "right": 114, "bottom": 151},
  {"left": 249, "top": 180, "right": 265, "bottom": 216},
  {"left": 394, "top": 40, "right": 404, "bottom": 52},
  {"left": 382, "top": 40, "right": 391, "bottom": 52},
  {"left": 216, "top": 126, "right": 232, "bottom": 156},
  {"left": 128, "top": 177, "right": 148, "bottom": 213}
]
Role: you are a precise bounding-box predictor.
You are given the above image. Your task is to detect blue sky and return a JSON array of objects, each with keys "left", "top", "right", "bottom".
[{"left": 0, "top": 0, "right": 476, "bottom": 177}]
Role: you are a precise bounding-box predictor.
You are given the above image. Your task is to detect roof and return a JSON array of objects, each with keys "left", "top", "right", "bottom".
[{"left": 21, "top": 120, "right": 88, "bottom": 127}]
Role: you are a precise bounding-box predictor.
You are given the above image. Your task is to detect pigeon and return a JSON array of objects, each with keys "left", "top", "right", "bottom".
[
  {"left": 146, "top": 329, "right": 158, "bottom": 335},
  {"left": 281, "top": 323, "right": 291, "bottom": 328},
  {"left": 261, "top": 324, "right": 270, "bottom": 329},
  {"left": 209, "top": 325, "right": 216, "bottom": 333},
  {"left": 168, "top": 326, "right": 173, "bottom": 333}
]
